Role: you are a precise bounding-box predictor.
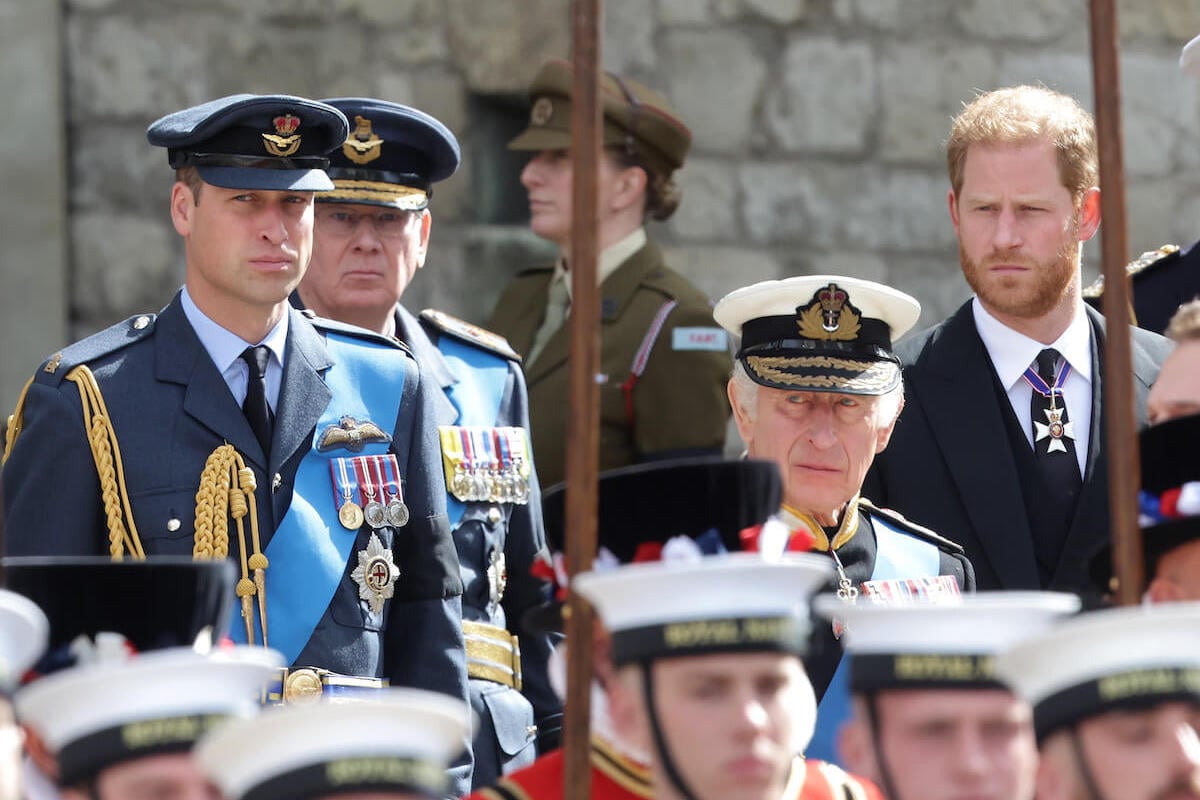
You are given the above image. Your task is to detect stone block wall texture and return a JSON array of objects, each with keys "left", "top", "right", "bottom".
[{"left": 4, "top": 0, "right": 1200, "bottom": 414}]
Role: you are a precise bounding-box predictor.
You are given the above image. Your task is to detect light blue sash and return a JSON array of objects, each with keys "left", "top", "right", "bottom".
[
  {"left": 807, "top": 513, "right": 942, "bottom": 763},
  {"left": 229, "top": 332, "right": 407, "bottom": 664}
]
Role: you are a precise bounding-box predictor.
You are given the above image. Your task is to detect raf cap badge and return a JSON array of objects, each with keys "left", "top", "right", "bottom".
[
  {"left": 343, "top": 115, "right": 384, "bottom": 165},
  {"left": 797, "top": 283, "right": 862, "bottom": 342},
  {"left": 262, "top": 114, "right": 302, "bottom": 157},
  {"left": 352, "top": 533, "right": 400, "bottom": 614}
]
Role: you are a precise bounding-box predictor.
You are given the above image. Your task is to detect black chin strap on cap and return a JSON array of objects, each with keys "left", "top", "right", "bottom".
[
  {"left": 640, "top": 660, "right": 702, "bottom": 800},
  {"left": 1069, "top": 727, "right": 1109, "bottom": 800},
  {"left": 864, "top": 692, "right": 905, "bottom": 800}
]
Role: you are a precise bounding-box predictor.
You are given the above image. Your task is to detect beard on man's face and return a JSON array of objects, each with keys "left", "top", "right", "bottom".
[{"left": 960, "top": 216, "right": 1081, "bottom": 321}]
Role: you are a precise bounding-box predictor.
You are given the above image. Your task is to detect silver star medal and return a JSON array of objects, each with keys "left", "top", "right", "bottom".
[
  {"left": 1034, "top": 405, "right": 1075, "bottom": 454},
  {"left": 351, "top": 532, "right": 400, "bottom": 613}
]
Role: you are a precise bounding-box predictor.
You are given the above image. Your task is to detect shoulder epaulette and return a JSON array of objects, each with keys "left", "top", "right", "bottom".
[
  {"left": 1081, "top": 244, "right": 1182, "bottom": 298},
  {"left": 419, "top": 308, "right": 521, "bottom": 362},
  {"left": 858, "top": 497, "right": 965, "bottom": 554},
  {"left": 35, "top": 313, "right": 158, "bottom": 386},
  {"left": 305, "top": 311, "right": 407, "bottom": 351}
]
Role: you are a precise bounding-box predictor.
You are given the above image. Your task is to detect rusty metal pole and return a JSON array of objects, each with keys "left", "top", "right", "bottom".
[
  {"left": 1089, "top": 0, "right": 1143, "bottom": 605},
  {"left": 563, "top": 1, "right": 603, "bottom": 797}
]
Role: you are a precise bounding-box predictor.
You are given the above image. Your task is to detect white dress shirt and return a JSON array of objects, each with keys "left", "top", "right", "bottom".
[
  {"left": 972, "top": 297, "right": 1092, "bottom": 478},
  {"left": 180, "top": 286, "right": 287, "bottom": 412}
]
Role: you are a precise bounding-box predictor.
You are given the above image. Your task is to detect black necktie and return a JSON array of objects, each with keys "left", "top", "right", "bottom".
[
  {"left": 240, "top": 345, "right": 273, "bottom": 456},
  {"left": 1030, "top": 348, "right": 1081, "bottom": 527}
]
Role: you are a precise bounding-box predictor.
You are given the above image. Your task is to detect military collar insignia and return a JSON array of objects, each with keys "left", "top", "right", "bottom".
[
  {"left": 342, "top": 114, "right": 384, "bottom": 165},
  {"left": 796, "top": 282, "right": 863, "bottom": 342},
  {"left": 317, "top": 415, "right": 392, "bottom": 453},
  {"left": 531, "top": 97, "right": 553, "bottom": 126},
  {"left": 351, "top": 532, "right": 400, "bottom": 614},
  {"left": 262, "top": 114, "right": 302, "bottom": 157}
]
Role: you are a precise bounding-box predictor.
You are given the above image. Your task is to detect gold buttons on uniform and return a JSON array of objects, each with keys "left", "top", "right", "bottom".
[
  {"left": 166, "top": 518, "right": 181, "bottom": 532},
  {"left": 133, "top": 315, "right": 151, "bottom": 330},
  {"left": 488, "top": 506, "right": 502, "bottom": 525},
  {"left": 272, "top": 473, "right": 282, "bottom": 492}
]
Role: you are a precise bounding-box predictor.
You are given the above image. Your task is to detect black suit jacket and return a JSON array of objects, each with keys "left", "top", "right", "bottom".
[{"left": 864, "top": 301, "right": 1171, "bottom": 592}]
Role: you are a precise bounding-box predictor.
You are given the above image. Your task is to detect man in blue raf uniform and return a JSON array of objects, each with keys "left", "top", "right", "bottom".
[
  {"left": 293, "top": 97, "right": 558, "bottom": 786},
  {"left": 0, "top": 93, "right": 473, "bottom": 793},
  {"left": 714, "top": 274, "right": 976, "bottom": 765}
]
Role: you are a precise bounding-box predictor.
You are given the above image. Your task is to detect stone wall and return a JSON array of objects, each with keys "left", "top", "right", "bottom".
[{"left": 3, "top": 0, "right": 1200, "bottom": 413}]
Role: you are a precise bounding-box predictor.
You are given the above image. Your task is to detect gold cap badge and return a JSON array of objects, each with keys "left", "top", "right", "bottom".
[
  {"left": 343, "top": 115, "right": 384, "bottom": 165},
  {"left": 797, "top": 283, "right": 862, "bottom": 342},
  {"left": 262, "top": 114, "right": 302, "bottom": 157}
]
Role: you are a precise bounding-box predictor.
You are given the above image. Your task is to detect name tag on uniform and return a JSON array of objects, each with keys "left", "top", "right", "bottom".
[{"left": 672, "top": 327, "right": 728, "bottom": 352}]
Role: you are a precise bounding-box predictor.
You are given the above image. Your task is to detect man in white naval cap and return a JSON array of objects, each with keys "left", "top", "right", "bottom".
[
  {"left": 995, "top": 603, "right": 1200, "bottom": 800},
  {"left": 16, "top": 647, "right": 282, "bottom": 800},
  {"left": 714, "top": 275, "right": 976, "bottom": 761},
  {"left": 0, "top": 588, "right": 48, "bottom": 800},
  {"left": 575, "top": 552, "right": 886, "bottom": 800},
  {"left": 196, "top": 688, "right": 471, "bottom": 800},
  {"left": 816, "top": 592, "right": 1079, "bottom": 800}
]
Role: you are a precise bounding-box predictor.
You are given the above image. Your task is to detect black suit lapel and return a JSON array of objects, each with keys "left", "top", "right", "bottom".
[{"left": 915, "top": 303, "right": 1040, "bottom": 587}]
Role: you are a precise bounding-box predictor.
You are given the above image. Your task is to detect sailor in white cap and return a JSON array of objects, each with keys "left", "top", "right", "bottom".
[
  {"left": 994, "top": 603, "right": 1200, "bottom": 800},
  {"left": 15, "top": 646, "right": 282, "bottom": 800},
  {"left": 714, "top": 275, "right": 976, "bottom": 761},
  {"left": 575, "top": 552, "right": 885, "bottom": 800},
  {"left": 0, "top": 589, "right": 48, "bottom": 800},
  {"left": 815, "top": 592, "right": 1079, "bottom": 800},
  {"left": 196, "top": 688, "right": 470, "bottom": 800}
]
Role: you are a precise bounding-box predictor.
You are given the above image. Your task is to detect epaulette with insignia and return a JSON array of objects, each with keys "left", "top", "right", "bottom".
[
  {"left": 858, "top": 497, "right": 965, "bottom": 553},
  {"left": 419, "top": 309, "right": 521, "bottom": 362},
  {"left": 1081, "top": 244, "right": 1181, "bottom": 298},
  {"left": 34, "top": 313, "right": 158, "bottom": 386}
]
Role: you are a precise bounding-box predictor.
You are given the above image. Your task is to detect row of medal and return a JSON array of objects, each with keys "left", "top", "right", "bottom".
[
  {"left": 439, "top": 426, "right": 532, "bottom": 505},
  {"left": 330, "top": 454, "right": 409, "bottom": 531}
]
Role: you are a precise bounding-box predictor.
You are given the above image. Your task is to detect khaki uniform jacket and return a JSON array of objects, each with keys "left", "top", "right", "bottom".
[{"left": 488, "top": 240, "right": 731, "bottom": 487}]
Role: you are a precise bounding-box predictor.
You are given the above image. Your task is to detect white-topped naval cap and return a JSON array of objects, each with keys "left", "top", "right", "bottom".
[
  {"left": 15, "top": 646, "right": 283, "bottom": 785},
  {"left": 994, "top": 602, "right": 1200, "bottom": 741},
  {"left": 714, "top": 275, "right": 921, "bottom": 396},
  {"left": 713, "top": 275, "right": 921, "bottom": 341},
  {"left": 1182, "top": 34, "right": 1200, "bottom": 79},
  {"left": 813, "top": 592, "right": 1080, "bottom": 691},
  {"left": 0, "top": 589, "right": 48, "bottom": 691},
  {"left": 573, "top": 552, "right": 834, "bottom": 666},
  {"left": 196, "top": 688, "right": 472, "bottom": 800}
]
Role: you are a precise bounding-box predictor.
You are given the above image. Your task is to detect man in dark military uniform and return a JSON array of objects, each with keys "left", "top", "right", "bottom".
[
  {"left": 488, "top": 59, "right": 732, "bottom": 488},
  {"left": 0, "top": 94, "right": 472, "bottom": 792},
  {"left": 293, "top": 97, "right": 559, "bottom": 786},
  {"left": 713, "top": 274, "right": 976, "bottom": 765}
]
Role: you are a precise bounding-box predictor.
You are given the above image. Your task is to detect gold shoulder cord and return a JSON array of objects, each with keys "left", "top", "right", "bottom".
[
  {"left": 194, "top": 444, "right": 269, "bottom": 647},
  {"left": 5, "top": 369, "right": 145, "bottom": 559},
  {"left": 66, "top": 366, "right": 147, "bottom": 560}
]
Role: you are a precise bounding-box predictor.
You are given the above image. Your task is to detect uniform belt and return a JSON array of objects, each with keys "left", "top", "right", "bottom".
[
  {"left": 263, "top": 667, "right": 386, "bottom": 705},
  {"left": 463, "top": 620, "right": 523, "bottom": 691}
]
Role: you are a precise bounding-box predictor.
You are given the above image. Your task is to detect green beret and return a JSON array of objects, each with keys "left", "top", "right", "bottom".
[{"left": 507, "top": 58, "right": 691, "bottom": 177}]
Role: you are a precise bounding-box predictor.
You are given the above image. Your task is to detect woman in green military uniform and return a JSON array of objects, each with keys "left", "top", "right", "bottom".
[{"left": 488, "top": 59, "right": 732, "bottom": 487}]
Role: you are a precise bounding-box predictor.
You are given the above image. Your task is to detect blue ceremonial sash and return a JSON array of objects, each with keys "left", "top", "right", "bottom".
[
  {"left": 228, "top": 332, "right": 407, "bottom": 664},
  {"left": 806, "top": 514, "right": 943, "bottom": 764},
  {"left": 437, "top": 336, "right": 508, "bottom": 527}
]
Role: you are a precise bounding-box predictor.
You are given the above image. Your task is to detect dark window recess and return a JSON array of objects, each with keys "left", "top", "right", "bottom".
[{"left": 468, "top": 92, "right": 533, "bottom": 225}]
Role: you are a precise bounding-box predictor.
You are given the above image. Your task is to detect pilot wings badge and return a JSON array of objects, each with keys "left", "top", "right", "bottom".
[{"left": 318, "top": 416, "right": 392, "bottom": 453}]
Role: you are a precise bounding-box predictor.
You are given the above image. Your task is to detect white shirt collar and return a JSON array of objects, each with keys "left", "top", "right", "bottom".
[
  {"left": 556, "top": 227, "right": 648, "bottom": 300},
  {"left": 971, "top": 297, "right": 1092, "bottom": 390},
  {"left": 180, "top": 286, "right": 289, "bottom": 374}
]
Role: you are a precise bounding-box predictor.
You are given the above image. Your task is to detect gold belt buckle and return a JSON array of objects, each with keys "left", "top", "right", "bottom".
[{"left": 282, "top": 668, "right": 326, "bottom": 704}]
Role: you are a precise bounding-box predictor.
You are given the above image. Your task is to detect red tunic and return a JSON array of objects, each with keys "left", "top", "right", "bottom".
[{"left": 464, "top": 740, "right": 884, "bottom": 800}]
